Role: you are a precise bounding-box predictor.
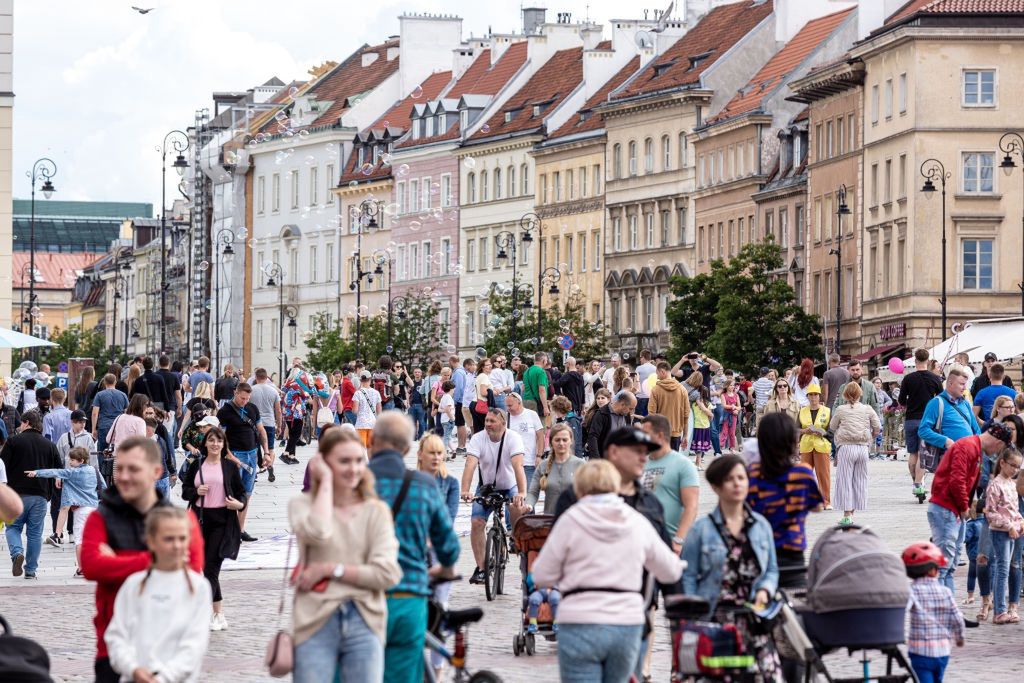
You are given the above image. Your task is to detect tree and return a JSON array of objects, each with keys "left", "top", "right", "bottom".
[
  {"left": 667, "top": 239, "right": 823, "bottom": 373},
  {"left": 36, "top": 325, "right": 115, "bottom": 375}
]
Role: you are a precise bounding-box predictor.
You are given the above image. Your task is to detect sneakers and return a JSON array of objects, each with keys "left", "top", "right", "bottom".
[
  {"left": 12, "top": 554, "right": 24, "bottom": 577},
  {"left": 267, "top": 466, "right": 276, "bottom": 483},
  {"left": 552, "top": 622, "right": 559, "bottom": 634},
  {"left": 527, "top": 620, "right": 538, "bottom": 634},
  {"left": 240, "top": 531, "right": 258, "bottom": 542},
  {"left": 838, "top": 517, "right": 854, "bottom": 526},
  {"left": 216, "top": 612, "right": 228, "bottom": 630},
  {"left": 469, "top": 567, "right": 486, "bottom": 584},
  {"left": 45, "top": 533, "right": 61, "bottom": 548},
  {"left": 210, "top": 612, "right": 224, "bottom": 631},
  {"left": 24, "top": 572, "right": 36, "bottom": 580},
  {"left": 913, "top": 484, "right": 926, "bottom": 497}
]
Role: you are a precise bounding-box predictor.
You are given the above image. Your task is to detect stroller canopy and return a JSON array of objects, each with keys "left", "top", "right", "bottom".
[{"left": 806, "top": 525, "right": 909, "bottom": 614}]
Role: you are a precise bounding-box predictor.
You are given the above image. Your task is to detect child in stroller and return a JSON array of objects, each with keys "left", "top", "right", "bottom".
[{"left": 512, "top": 514, "right": 557, "bottom": 656}]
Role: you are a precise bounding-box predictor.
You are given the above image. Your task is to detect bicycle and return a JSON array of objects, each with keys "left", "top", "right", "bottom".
[
  {"left": 423, "top": 577, "right": 502, "bottom": 683},
  {"left": 472, "top": 490, "right": 511, "bottom": 601}
]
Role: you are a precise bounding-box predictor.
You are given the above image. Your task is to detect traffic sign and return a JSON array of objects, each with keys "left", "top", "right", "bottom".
[{"left": 558, "top": 334, "right": 575, "bottom": 350}]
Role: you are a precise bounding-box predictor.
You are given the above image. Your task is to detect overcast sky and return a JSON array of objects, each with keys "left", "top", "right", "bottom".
[{"left": 13, "top": 0, "right": 659, "bottom": 209}]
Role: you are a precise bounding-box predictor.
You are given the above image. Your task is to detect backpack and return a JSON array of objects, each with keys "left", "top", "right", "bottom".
[
  {"left": 373, "top": 372, "right": 392, "bottom": 403},
  {"left": 0, "top": 614, "right": 52, "bottom": 682}
]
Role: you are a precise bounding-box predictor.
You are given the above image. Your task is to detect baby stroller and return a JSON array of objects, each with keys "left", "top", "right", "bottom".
[{"left": 511, "top": 514, "right": 557, "bottom": 656}]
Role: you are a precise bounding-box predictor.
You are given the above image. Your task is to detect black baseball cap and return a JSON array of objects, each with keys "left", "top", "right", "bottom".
[
  {"left": 70, "top": 410, "right": 87, "bottom": 422},
  {"left": 985, "top": 352, "right": 998, "bottom": 362},
  {"left": 605, "top": 427, "right": 659, "bottom": 452}
]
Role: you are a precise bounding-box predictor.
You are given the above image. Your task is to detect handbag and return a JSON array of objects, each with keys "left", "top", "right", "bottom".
[
  {"left": 919, "top": 398, "right": 946, "bottom": 473},
  {"left": 473, "top": 399, "right": 488, "bottom": 415},
  {"left": 264, "top": 533, "right": 295, "bottom": 677}
]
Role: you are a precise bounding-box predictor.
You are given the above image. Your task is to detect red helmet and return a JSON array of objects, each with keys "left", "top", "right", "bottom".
[{"left": 902, "top": 542, "right": 947, "bottom": 570}]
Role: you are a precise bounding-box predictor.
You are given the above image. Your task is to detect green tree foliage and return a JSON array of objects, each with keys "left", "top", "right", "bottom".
[
  {"left": 33, "top": 325, "right": 117, "bottom": 375},
  {"left": 667, "top": 240, "right": 822, "bottom": 373}
]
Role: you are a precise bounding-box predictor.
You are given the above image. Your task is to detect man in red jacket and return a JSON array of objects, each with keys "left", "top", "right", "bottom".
[
  {"left": 928, "top": 422, "right": 1012, "bottom": 595},
  {"left": 80, "top": 435, "right": 204, "bottom": 683}
]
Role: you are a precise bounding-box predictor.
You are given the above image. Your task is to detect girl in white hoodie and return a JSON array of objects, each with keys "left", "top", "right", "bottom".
[
  {"left": 105, "top": 506, "right": 212, "bottom": 683},
  {"left": 531, "top": 459, "right": 685, "bottom": 683}
]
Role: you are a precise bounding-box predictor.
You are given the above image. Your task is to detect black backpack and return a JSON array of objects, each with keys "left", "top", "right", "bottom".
[{"left": 0, "top": 614, "right": 52, "bottom": 682}]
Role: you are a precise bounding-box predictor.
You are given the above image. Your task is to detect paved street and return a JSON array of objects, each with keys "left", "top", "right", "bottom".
[{"left": 0, "top": 443, "right": 1013, "bottom": 682}]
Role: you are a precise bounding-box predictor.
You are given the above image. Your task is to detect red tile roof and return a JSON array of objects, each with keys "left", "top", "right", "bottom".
[
  {"left": 549, "top": 56, "right": 640, "bottom": 139},
  {"left": 888, "top": 0, "right": 1024, "bottom": 23},
  {"left": 13, "top": 252, "right": 100, "bottom": 291},
  {"left": 469, "top": 47, "right": 585, "bottom": 141},
  {"left": 706, "top": 7, "right": 854, "bottom": 125},
  {"left": 613, "top": 0, "right": 774, "bottom": 101}
]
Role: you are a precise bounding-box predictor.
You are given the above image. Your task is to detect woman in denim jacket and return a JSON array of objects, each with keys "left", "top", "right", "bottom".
[{"left": 682, "top": 454, "right": 782, "bottom": 681}]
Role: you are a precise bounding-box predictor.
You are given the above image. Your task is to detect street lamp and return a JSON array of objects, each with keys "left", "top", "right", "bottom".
[
  {"left": 372, "top": 249, "right": 396, "bottom": 349},
  {"left": 999, "top": 132, "right": 1024, "bottom": 316},
  {"left": 348, "top": 199, "right": 383, "bottom": 361},
  {"left": 284, "top": 304, "right": 298, "bottom": 364},
  {"left": 394, "top": 295, "right": 411, "bottom": 321},
  {"left": 129, "top": 317, "right": 142, "bottom": 341},
  {"left": 265, "top": 262, "right": 288, "bottom": 381},
  {"left": 920, "top": 159, "right": 951, "bottom": 338},
  {"left": 111, "top": 275, "right": 128, "bottom": 351},
  {"left": 27, "top": 157, "right": 56, "bottom": 357},
  {"left": 214, "top": 228, "right": 236, "bottom": 370},
  {"left": 495, "top": 229, "right": 523, "bottom": 345},
  {"left": 829, "top": 184, "right": 852, "bottom": 355},
  {"left": 159, "top": 131, "right": 190, "bottom": 354}
]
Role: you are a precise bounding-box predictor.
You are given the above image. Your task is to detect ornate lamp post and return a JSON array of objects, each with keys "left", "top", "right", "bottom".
[
  {"left": 159, "top": 131, "right": 190, "bottom": 353},
  {"left": 920, "top": 159, "right": 951, "bottom": 337},
  {"left": 372, "top": 249, "right": 395, "bottom": 349},
  {"left": 347, "top": 199, "right": 383, "bottom": 361},
  {"left": 828, "top": 184, "right": 852, "bottom": 354},
  {"left": 27, "top": 157, "right": 56, "bottom": 357},
  {"left": 999, "top": 132, "right": 1024, "bottom": 316},
  {"left": 265, "top": 262, "right": 287, "bottom": 381},
  {"left": 214, "top": 229, "right": 236, "bottom": 370}
]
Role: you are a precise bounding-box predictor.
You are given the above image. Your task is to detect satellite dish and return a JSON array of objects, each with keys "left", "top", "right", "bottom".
[{"left": 635, "top": 31, "right": 654, "bottom": 49}]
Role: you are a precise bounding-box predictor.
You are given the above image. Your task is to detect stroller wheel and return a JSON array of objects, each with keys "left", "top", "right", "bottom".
[
  {"left": 512, "top": 634, "right": 521, "bottom": 656},
  {"left": 525, "top": 633, "right": 536, "bottom": 656}
]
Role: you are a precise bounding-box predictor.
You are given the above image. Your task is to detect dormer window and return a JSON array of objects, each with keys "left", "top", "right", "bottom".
[
  {"left": 579, "top": 111, "right": 591, "bottom": 123},
  {"left": 413, "top": 118, "right": 421, "bottom": 140},
  {"left": 426, "top": 116, "right": 435, "bottom": 137},
  {"left": 437, "top": 113, "right": 445, "bottom": 131},
  {"left": 504, "top": 111, "right": 513, "bottom": 124},
  {"left": 460, "top": 110, "right": 469, "bottom": 129},
  {"left": 358, "top": 147, "right": 365, "bottom": 165},
  {"left": 687, "top": 51, "right": 713, "bottom": 71},
  {"left": 533, "top": 104, "right": 542, "bottom": 117},
  {"left": 374, "top": 146, "right": 382, "bottom": 164},
  {"left": 653, "top": 60, "right": 675, "bottom": 78}
]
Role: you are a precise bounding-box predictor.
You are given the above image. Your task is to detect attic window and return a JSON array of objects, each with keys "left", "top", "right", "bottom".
[
  {"left": 579, "top": 110, "right": 592, "bottom": 123},
  {"left": 504, "top": 112, "right": 513, "bottom": 123},
  {"left": 532, "top": 104, "right": 542, "bottom": 117},
  {"left": 653, "top": 60, "right": 675, "bottom": 78},
  {"left": 687, "top": 51, "right": 714, "bottom": 71}
]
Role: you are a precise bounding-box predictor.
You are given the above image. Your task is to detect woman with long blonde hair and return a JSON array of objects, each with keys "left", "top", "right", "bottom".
[
  {"left": 125, "top": 364, "right": 142, "bottom": 394},
  {"left": 289, "top": 428, "right": 401, "bottom": 682},
  {"left": 526, "top": 423, "right": 584, "bottom": 515}
]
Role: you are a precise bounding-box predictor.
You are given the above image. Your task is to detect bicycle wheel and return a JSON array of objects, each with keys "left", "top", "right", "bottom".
[
  {"left": 468, "top": 671, "right": 502, "bottom": 683},
  {"left": 487, "top": 531, "right": 503, "bottom": 600},
  {"left": 484, "top": 528, "right": 497, "bottom": 601}
]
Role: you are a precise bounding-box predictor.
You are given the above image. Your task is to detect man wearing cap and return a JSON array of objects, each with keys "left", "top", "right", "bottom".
[
  {"left": 971, "top": 352, "right": 1015, "bottom": 397},
  {"left": 929, "top": 423, "right": 1012, "bottom": 596}
]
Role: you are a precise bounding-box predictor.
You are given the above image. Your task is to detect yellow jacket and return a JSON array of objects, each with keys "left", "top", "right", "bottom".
[{"left": 798, "top": 405, "right": 831, "bottom": 453}]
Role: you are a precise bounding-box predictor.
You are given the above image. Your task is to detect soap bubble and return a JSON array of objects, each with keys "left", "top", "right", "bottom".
[
  {"left": 463, "top": 157, "right": 476, "bottom": 169},
  {"left": 411, "top": 84, "right": 423, "bottom": 99},
  {"left": 198, "top": 260, "right": 210, "bottom": 271},
  {"left": 475, "top": 347, "right": 488, "bottom": 359},
  {"left": 445, "top": 344, "right": 457, "bottom": 355}
]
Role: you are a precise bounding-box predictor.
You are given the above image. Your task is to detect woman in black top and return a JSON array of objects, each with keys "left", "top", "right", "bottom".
[{"left": 75, "top": 366, "right": 98, "bottom": 432}]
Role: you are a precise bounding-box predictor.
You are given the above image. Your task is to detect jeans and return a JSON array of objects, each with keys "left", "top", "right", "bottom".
[
  {"left": 527, "top": 588, "right": 561, "bottom": 620},
  {"left": 635, "top": 397, "right": 649, "bottom": 417},
  {"left": 557, "top": 623, "right": 644, "bottom": 683},
  {"left": 294, "top": 601, "right": 383, "bottom": 683},
  {"left": 523, "top": 465, "right": 536, "bottom": 490},
  {"left": 909, "top": 654, "right": 948, "bottom": 683},
  {"left": 927, "top": 503, "right": 964, "bottom": 594},
  {"left": 493, "top": 394, "right": 507, "bottom": 411},
  {"left": 710, "top": 403, "right": 725, "bottom": 455},
  {"left": 441, "top": 421, "right": 454, "bottom": 447},
  {"left": 264, "top": 426, "right": 276, "bottom": 452},
  {"left": 384, "top": 595, "right": 427, "bottom": 683},
  {"left": 1010, "top": 536, "right": 1024, "bottom": 605},
  {"left": 383, "top": 400, "right": 395, "bottom": 412},
  {"left": 155, "top": 476, "right": 170, "bottom": 500},
  {"left": 235, "top": 449, "right": 259, "bottom": 494},
  {"left": 343, "top": 410, "right": 357, "bottom": 426},
  {"left": 991, "top": 529, "right": 1014, "bottom": 615},
  {"left": 409, "top": 404, "right": 426, "bottom": 439},
  {"left": 5, "top": 494, "right": 48, "bottom": 574}
]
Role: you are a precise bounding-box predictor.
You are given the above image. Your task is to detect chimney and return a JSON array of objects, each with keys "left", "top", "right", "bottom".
[{"left": 523, "top": 7, "right": 547, "bottom": 35}]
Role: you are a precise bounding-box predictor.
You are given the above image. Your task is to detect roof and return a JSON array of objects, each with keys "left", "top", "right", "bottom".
[
  {"left": 706, "top": 8, "right": 853, "bottom": 125},
  {"left": 13, "top": 200, "right": 153, "bottom": 219},
  {"left": 469, "top": 47, "right": 585, "bottom": 141},
  {"left": 549, "top": 55, "right": 641, "bottom": 140},
  {"left": 368, "top": 70, "right": 453, "bottom": 132},
  {"left": 13, "top": 216, "right": 123, "bottom": 253},
  {"left": 13, "top": 252, "right": 100, "bottom": 290},
  {"left": 887, "top": 0, "right": 1024, "bottom": 24},
  {"left": 613, "top": 0, "right": 774, "bottom": 101}
]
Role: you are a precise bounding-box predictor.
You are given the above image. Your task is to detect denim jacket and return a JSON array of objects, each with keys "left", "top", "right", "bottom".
[
  {"left": 33, "top": 466, "right": 100, "bottom": 508},
  {"left": 681, "top": 505, "right": 779, "bottom": 612}
]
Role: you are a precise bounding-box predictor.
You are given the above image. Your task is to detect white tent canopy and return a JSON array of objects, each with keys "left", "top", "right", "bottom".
[
  {"left": 929, "top": 317, "right": 1024, "bottom": 365},
  {"left": 0, "top": 327, "right": 57, "bottom": 349}
]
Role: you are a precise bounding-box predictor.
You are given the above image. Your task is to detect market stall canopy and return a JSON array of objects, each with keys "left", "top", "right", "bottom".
[
  {"left": 0, "top": 327, "right": 57, "bottom": 349},
  {"left": 929, "top": 317, "right": 1024, "bottom": 364}
]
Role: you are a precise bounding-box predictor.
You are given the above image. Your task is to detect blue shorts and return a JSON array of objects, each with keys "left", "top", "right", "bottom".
[
  {"left": 235, "top": 448, "right": 259, "bottom": 495},
  {"left": 905, "top": 419, "right": 922, "bottom": 454},
  {"left": 471, "top": 485, "right": 517, "bottom": 521}
]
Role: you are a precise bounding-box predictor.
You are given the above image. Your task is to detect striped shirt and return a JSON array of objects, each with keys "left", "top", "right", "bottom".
[
  {"left": 746, "top": 462, "right": 823, "bottom": 552},
  {"left": 908, "top": 577, "right": 964, "bottom": 658}
]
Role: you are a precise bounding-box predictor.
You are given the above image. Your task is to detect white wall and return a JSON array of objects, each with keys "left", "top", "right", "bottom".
[{"left": 398, "top": 14, "right": 463, "bottom": 99}]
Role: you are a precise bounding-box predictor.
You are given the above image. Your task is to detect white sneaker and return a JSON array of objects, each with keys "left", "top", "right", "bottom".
[
  {"left": 210, "top": 612, "right": 223, "bottom": 631},
  {"left": 216, "top": 612, "right": 228, "bottom": 630}
]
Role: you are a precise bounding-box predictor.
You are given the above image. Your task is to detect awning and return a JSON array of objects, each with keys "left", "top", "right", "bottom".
[
  {"left": 852, "top": 343, "right": 904, "bottom": 362},
  {"left": 929, "top": 317, "right": 1024, "bottom": 364}
]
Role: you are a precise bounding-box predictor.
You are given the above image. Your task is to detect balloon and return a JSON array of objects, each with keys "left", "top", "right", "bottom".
[
  {"left": 887, "top": 357, "right": 905, "bottom": 375},
  {"left": 35, "top": 372, "right": 50, "bottom": 385},
  {"left": 12, "top": 368, "right": 30, "bottom": 381},
  {"left": 18, "top": 361, "right": 37, "bottom": 373}
]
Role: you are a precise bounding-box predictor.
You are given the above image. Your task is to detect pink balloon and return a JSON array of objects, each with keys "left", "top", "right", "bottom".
[{"left": 888, "top": 357, "right": 905, "bottom": 374}]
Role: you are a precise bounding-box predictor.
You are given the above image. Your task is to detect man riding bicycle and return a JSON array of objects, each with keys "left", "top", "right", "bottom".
[{"left": 460, "top": 408, "right": 528, "bottom": 585}]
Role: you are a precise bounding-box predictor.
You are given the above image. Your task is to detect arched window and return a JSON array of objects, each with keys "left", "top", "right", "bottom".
[
  {"left": 661, "top": 135, "right": 671, "bottom": 171},
  {"left": 644, "top": 138, "right": 654, "bottom": 173},
  {"left": 481, "top": 170, "right": 489, "bottom": 201},
  {"left": 467, "top": 172, "right": 476, "bottom": 203},
  {"left": 494, "top": 168, "right": 502, "bottom": 199},
  {"left": 628, "top": 140, "right": 638, "bottom": 176},
  {"left": 508, "top": 165, "right": 515, "bottom": 196},
  {"left": 520, "top": 164, "right": 529, "bottom": 195},
  {"left": 612, "top": 144, "right": 622, "bottom": 179}
]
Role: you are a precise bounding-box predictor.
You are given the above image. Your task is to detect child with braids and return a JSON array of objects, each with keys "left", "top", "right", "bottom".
[{"left": 105, "top": 507, "right": 212, "bottom": 683}]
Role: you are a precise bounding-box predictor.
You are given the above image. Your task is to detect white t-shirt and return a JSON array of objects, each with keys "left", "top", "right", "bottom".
[
  {"left": 602, "top": 367, "right": 617, "bottom": 392},
  {"left": 636, "top": 363, "right": 657, "bottom": 399},
  {"left": 0, "top": 458, "right": 6, "bottom": 483},
  {"left": 353, "top": 387, "right": 382, "bottom": 429},
  {"left": 507, "top": 408, "right": 545, "bottom": 466},
  {"left": 462, "top": 372, "right": 477, "bottom": 404},
  {"left": 468, "top": 428, "right": 525, "bottom": 490},
  {"left": 439, "top": 394, "right": 455, "bottom": 424},
  {"left": 490, "top": 368, "right": 510, "bottom": 394}
]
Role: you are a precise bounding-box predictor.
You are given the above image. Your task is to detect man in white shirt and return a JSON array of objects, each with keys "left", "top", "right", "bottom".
[
  {"left": 602, "top": 353, "right": 621, "bottom": 390},
  {"left": 460, "top": 409, "right": 527, "bottom": 585},
  {"left": 635, "top": 350, "right": 657, "bottom": 417},
  {"left": 506, "top": 393, "right": 545, "bottom": 486}
]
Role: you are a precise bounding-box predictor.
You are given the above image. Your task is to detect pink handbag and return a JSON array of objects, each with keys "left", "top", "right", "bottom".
[{"left": 264, "top": 535, "right": 294, "bottom": 677}]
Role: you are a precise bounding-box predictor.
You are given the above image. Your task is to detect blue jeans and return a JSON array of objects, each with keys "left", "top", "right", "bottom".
[
  {"left": 523, "top": 465, "right": 536, "bottom": 490},
  {"left": 527, "top": 588, "right": 561, "bottom": 620},
  {"left": 909, "top": 654, "right": 948, "bottom": 683},
  {"left": 493, "top": 394, "right": 507, "bottom": 411},
  {"left": 294, "top": 601, "right": 383, "bottom": 683},
  {"left": 927, "top": 503, "right": 964, "bottom": 595},
  {"left": 991, "top": 529, "right": 1013, "bottom": 616},
  {"left": 409, "top": 404, "right": 426, "bottom": 439},
  {"left": 5, "top": 494, "right": 48, "bottom": 574},
  {"left": 155, "top": 476, "right": 170, "bottom": 500},
  {"left": 635, "top": 397, "right": 649, "bottom": 417},
  {"left": 557, "top": 623, "right": 644, "bottom": 683},
  {"left": 235, "top": 448, "right": 259, "bottom": 495},
  {"left": 383, "top": 400, "right": 395, "bottom": 412},
  {"left": 264, "top": 426, "right": 276, "bottom": 452},
  {"left": 710, "top": 403, "right": 725, "bottom": 455},
  {"left": 343, "top": 410, "right": 357, "bottom": 426}
]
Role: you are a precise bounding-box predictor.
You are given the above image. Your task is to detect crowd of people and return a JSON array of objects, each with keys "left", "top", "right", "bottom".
[{"left": 1, "top": 342, "right": 1018, "bottom": 683}]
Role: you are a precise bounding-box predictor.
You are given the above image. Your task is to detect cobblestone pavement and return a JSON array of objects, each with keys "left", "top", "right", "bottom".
[{"left": 0, "top": 444, "right": 1014, "bottom": 681}]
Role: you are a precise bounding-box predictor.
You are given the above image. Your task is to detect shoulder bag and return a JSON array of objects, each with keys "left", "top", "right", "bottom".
[
  {"left": 264, "top": 533, "right": 294, "bottom": 677},
  {"left": 919, "top": 399, "right": 946, "bottom": 473}
]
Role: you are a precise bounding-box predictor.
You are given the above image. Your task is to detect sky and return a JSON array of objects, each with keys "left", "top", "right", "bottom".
[{"left": 13, "top": 0, "right": 664, "bottom": 209}]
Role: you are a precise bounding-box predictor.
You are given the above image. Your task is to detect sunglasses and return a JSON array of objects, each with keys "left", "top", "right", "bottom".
[{"left": 776, "top": 384, "right": 788, "bottom": 389}]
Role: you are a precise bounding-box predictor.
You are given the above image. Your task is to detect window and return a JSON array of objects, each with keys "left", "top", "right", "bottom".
[
  {"left": 871, "top": 84, "right": 879, "bottom": 124},
  {"left": 899, "top": 154, "right": 907, "bottom": 198},
  {"left": 764, "top": 211, "right": 774, "bottom": 240},
  {"left": 718, "top": 151, "right": 725, "bottom": 181},
  {"left": 291, "top": 171, "right": 299, "bottom": 209},
  {"left": 698, "top": 225, "right": 705, "bottom": 260},
  {"left": 326, "top": 164, "right": 334, "bottom": 203},
  {"left": 815, "top": 124, "right": 822, "bottom": 161},
  {"left": 728, "top": 219, "right": 735, "bottom": 256},
  {"left": 441, "top": 174, "right": 452, "bottom": 207},
  {"left": 567, "top": 235, "right": 574, "bottom": 270},
  {"left": 778, "top": 208, "right": 789, "bottom": 248},
  {"left": 613, "top": 216, "right": 622, "bottom": 251},
  {"left": 423, "top": 241, "right": 432, "bottom": 277},
  {"left": 884, "top": 78, "right": 893, "bottom": 118},
  {"left": 554, "top": 171, "right": 561, "bottom": 201},
  {"left": 645, "top": 213, "right": 654, "bottom": 248},
  {"left": 898, "top": 73, "right": 907, "bottom": 113},
  {"left": 422, "top": 176, "right": 431, "bottom": 210},
  {"left": 580, "top": 166, "right": 587, "bottom": 197},
  {"left": 662, "top": 135, "right": 671, "bottom": 171},
  {"left": 540, "top": 174, "right": 548, "bottom": 204},
  {"left": 256, "top": 250, "right": 265, "bottom": 285},
  {"left": 963, "top": 69, "right": 996, "bottom": 107},
  {"left": 272, "top": 173, "right": 280, "bottom": 212},
  {"left": 826, "top": 121, "right": 833, "bottom": 158},
  {"left": 326, "top": 243, "right": 335, "bottom": 281},
  {"left": 795, "top": 204, "right": 804, "bottom": 246},
  {"left": 309, "top": 166, "right": 319, "bottom": 205},
  {"left": 848, "top": 114, "right": 855, "bottom": 150},
  {"left": 580, "top": 232, "right": 587, "bottom": 271},
  {"left": 309, "top": 245, "right": 318, "bottom": 282},
  {"left": 409, "top": 243, "right": 420, "bottom": 279},
  {"left": 508, "top": 166, "right": 515, "bottom": 197},
  {"left": 836, "top": 118, "right": 844, "bottom": 155},
  {"left": 628, "top": 141, "right": 638, "bottom": 176},
  {"left": 628, "top": 297, "right": 637, "bottom": 331},
  {"left": 644, "top": 138, "right": 654, "bottom": 173},
  {"left": 824, "top": 194, "right": 833, "bottom": 240},
  {"left": 884, "top": 158, "right": 892, "bottom": 203},
  {"left": 593, "top": 165, "right": 601, "bottom": 195},
  {"left": 494, "top": 168, "right": 502, "bottom": 200},
  {"left": 871, "top": 163, "right": 879, "bottom": 206},
  {"left": 257, "top": 176, "right": 265, "bottom": 214},
  {"left": 553, "top": 237, "right": 561, "bottom": 267},
  {"left": 521, "top": 164, "right": 529, "bottom": 195},
  {"left": 962, "top": 239, "right": 993, "bottom": 289},
  {"left": 678, "top": 205, "right": 687, "bottom": 245},
  {"left": 612, "top": 144, "right": 622, "bottom": 179},
  {"left": 698, "top": 155, "right": 706, "bottom": 186},
  {"left": 593, "top": 230, "right": 601, "bottom": 270},
  {"left": 567, "top": 169, "right": 574, "bottom": 199},
  {"left": 271, "top": 317, "right": 278, "bottom": 347},
  {"left": 717, "top": 222, "right": 724, "bottom": 257},
  {"left": 410, "top": 179, "right": 419, "bottom": 212},
  {"left": 480, "top": 171, "right": 488, "bottom": 201},
  {"left": 813, "top": 197, "right": 822, "bottom": 242},
  {"left": 467, "top": 173, "right": 476, "bottom": 203},
  {"left": 709, "top": 153, "right": 716, "bottom": 184},
  {"left": 679, "top": 133, "right": 687, "bottom": 167},
  {"left": 660, "top": 210, "right": 670, "bottom": 247},
  {"left": 397, "top": 181, "right": 407, "bottom": 214},
  {"left": 466, "top": 240, "right": 476, "bottom": 272},
  {"left": 962, "top": 152, "right": 994, "bottom": 194},
  {"left": 479, "top": 236, "right": 488, "bottom": 270},
  {"left": 643, "top": 295, "right": 653, "bottom": 331},
  {"left": 439, "top": 238, "right": 451, "bottom": 275},
  {"left": 629, "top": 214, "right": 639, "bottom": 249},
  {"left": 794, "top": 134, "right": 803, "bottom": 164},
  {"left": 257, "top": 320, "right": 264, "bottom": 350}
]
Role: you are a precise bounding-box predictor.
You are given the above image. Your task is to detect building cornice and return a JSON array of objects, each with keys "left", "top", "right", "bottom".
[
  {"left": 693, "top": 113, "right": 771, "bottom": 140},
  {"left": 456, "top": 134, "right": 539, "bottom": 157},
  {"left": 536, "top": 198, "right": 605, "bottom": 219},
  {"left": 852, "top": 25, "right": 1024, "bottom": 62},
  {"left": 787, "top": 59, "right": 866, "bottom": 104},
  {"left": 597, "top": 89, "right": 712, "bottom": 120}
]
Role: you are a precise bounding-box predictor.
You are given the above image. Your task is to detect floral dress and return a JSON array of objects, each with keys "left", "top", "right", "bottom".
[{"left": 714, "top": 514, "right": 783, "bottom": 682}]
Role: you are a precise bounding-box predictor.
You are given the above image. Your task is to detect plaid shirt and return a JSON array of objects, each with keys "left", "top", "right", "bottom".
[
  {"left": 908, "top": 577, "right": 965, "bottom": 657},
  {"left": 369, "top": 449, "right": 460, "bottom": 596}
]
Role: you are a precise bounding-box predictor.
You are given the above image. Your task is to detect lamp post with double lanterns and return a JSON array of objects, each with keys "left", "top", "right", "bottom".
[
  {"left": 999, "top": 132, "right": 1024, "bottom": 316},
  {"left": 828, "top": 184, "right": 852, "bottom": 355},
  {"left": 159, "top": 131, "right": 189, "bottom": 353},
  {"left": 214, "top": 228, "right": 236, "bottom": 370},
  {"left": 264, "top": 262, "right": 291, "bottom": 382},
  {"left": 348, "top": 199, "right": 384, "bottom": 361},
  {"left": 372, "top": 249, "right": 395, "bottom": 350},
  {"left": 495, "top": 229, "right": 525, "bottom": 346},
  {"left": 920, "top": 159, "right": 951, "bottom": 338},
  {"left": 112, "top": 275, "right": 128, "bottom": 352},
  {"left": 538, "top": 266, "right": 562, "bottom": 344},
  {"left": 27, "top": 157, "right": 56, "bottom": 357}
]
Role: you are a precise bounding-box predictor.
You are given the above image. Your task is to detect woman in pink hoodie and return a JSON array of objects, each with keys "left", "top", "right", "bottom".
[{"left": 531, "top": 459, "right": 685, "bottom": 683}]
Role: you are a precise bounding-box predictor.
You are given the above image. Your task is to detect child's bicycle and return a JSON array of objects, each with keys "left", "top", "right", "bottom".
[{"left": 424, "top": 576, "right": 502, "bottom": 683}]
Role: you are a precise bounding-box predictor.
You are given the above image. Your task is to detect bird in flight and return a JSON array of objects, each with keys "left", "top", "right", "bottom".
[{"left": 131, "top": 6, "right": 155, "bottom": 14}]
